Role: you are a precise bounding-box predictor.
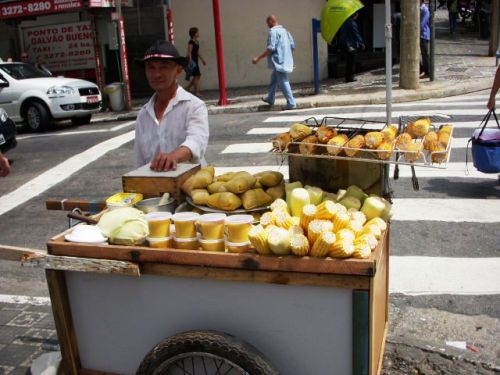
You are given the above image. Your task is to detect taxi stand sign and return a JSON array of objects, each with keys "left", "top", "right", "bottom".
[{"left": 0, "top": 0, "right": 83, "bottom": 19}]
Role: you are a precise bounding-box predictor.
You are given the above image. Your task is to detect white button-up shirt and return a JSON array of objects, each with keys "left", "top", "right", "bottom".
[{"left": 134, "top": 86, "right": 209, "bottom": 168}]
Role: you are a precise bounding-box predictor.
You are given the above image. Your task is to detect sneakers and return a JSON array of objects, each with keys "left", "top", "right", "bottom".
[
  {"left": 261, "top": 97, "right": 272, "bottom": 105},
  {"left": 419, "top": 73, "right": 430, "bottom": 79},
  {"left": 284, "top": 105, "right": 297, "bottom": 110}
]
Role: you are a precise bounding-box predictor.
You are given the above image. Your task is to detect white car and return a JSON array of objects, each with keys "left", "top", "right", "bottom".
[{"left": 0, "top": 62, "right": 102, "bottom": 132}]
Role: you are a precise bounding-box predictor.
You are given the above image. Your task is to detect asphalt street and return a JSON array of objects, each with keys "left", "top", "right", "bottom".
[{"left": 0, "top": 91, "right": 499, "bottom": 373}]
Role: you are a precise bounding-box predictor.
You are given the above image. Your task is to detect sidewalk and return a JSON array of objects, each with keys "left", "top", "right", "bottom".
[{"left": 93, "top": 8, "right": 497, "bottom": 124}]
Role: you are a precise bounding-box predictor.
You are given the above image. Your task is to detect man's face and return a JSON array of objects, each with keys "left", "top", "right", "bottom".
[
  {"left": 21, "top": 54, "right": 28, "bottom": 63},
  {"left": 145, "top": 59, "right": 183, "bottom": 92}
]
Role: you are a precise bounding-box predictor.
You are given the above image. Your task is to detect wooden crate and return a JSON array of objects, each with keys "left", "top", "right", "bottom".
[{"left": 122, "top": 163, "right": 200, "bottom": 203}]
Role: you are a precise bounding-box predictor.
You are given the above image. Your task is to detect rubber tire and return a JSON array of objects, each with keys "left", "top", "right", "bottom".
[
  {"left": 71, "top": 114, "right": 92, "bottom": 126},
  {"left": 136, "top": 330, "right": 280, "bottom": 375},
  {"left": 24, "top": 102, "right": 51, "bottom": 132}
]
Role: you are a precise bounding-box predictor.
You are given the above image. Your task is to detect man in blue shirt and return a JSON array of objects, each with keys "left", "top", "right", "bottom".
[
  {"left": 252, "top": 15, "right": 296, "bottom": 110},
  {"left": 420, "top": 0, "right": 431, "bottom": 79}
]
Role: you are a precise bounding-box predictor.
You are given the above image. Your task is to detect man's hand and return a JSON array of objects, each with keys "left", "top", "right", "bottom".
[
  {"left": 150, "top": 152, "right": 178, "bottom": 172},
  {"left": 252, "top": 57, "right": 259, "bottom": 64},
  {"left": 0, "top": 154, "right": 10, "bottom": 177}
]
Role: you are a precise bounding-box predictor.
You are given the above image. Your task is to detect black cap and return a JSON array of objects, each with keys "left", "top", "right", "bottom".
[{"left": 136, "top": 40, "right": 188, "bottom": 67}]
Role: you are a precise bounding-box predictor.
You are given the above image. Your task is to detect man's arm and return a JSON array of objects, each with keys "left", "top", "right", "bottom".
[
  {"left": 252, "top": 49, "right": 272, "bottom": 64},
  {"left": 487, "top": 65, "right": 500, "bottom": 110},
  {"left": 0, "top": 153, "right": 10, "bottom": 177}
]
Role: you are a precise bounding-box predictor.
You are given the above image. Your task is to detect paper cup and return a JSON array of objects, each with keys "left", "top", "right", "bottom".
[
  {"left": 225, "top": 214, "right": 253, "bottom": 243},
  {"left": 199, "top": 237, "right": 226, "bottom": 252},
  {"left": 145, "top": 212, "right": 172, "bottom": 238},
  {"left": 172, "top": 212, "right": 200, "bottom": 239},
  {"left": 147, "top": 236, "right": 172, "bottom": 249},
  {"left": 173, "top": 236, "right": 199, "bottom": 250},
  {"left": 226, "top": 240, "right": 253, "bottom": 254},
  {"left": 198, "top": 213, "right": 226, "bottom": 240}
]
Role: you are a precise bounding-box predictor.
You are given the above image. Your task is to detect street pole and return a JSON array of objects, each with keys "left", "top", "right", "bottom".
[
  {"left": 212, "top": 0, "right": 228, "bottom": 106},
  {"left": 400, "top": 0, "right": 420, "bottom": 89},
  {"left": 430, "top": 0, "right": 435, "bottom": 81},
  {"left": 385, "top": 0, "right": 392, "bottom": 126},
  {"left": 115, "top": 0, "right": 132, "bottom": 110}
]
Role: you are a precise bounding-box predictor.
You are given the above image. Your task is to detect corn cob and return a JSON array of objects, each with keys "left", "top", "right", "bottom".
[
  {"left": 437, "top": 131, "right": 450, "bottom": 147},
  {"left": 332, "top": 210, "right": 350, "bottom": 232},
  {"left": 288, "top": 224, "right": 304, "bottom": 237},
  {"left": 272, "top": 132, "right": 292, "bottom": 151},
  {"left": 412, "top": 117, "right": 431, "bottom": 137},
  {"left": 439, "top": 124, "right": 453, "bottom": 134},
  {"left": 310, "top": 231, "right": 337, "bottom": 257},
  {"left": 429, "top": 140, "right": 448, "bottom": 163},
  {"left": 337, "top": 228, "right": 356, "bottom": 242},
  {"left": 376, "top": 141, "right": 393, "bottom": 160},
  {"left": 274, "top": 210, "right": 295, "bottom": 229},
  {"left": 298, "top": 135, "right": 319, "bottom": 155},
  {"left": 348, "top": 209, "right": 367, "bottom": 224},
  {"left": 365, "top": 132, "right": 385, "bottom": 149},
  {"left": 290, "top": 234, "right": 310, "bottom": 257},
  {"left": 352, "top": 242, "right": 371, "bottom": 259},
  {"left": 381, "top": 125, "right": 398, "bottom": 142},
  {"left": 366, "top": 217, "right": 387, "bottom": 232},
  {"left": 360, "top": 223, "right": 382, "bottom": 239},
  {"left": 395, "top": 133, "right": 413, "bottom": 149},
  {"left": 344, "top": 135, "right": 366, "bottom": 157},
  {"left": 329, "top": 238, "right": 355, "bottom": 258},
  {"left": 316, "top": 126, "right": 337, "bottom": 144},
  {"left": 348, "top": 219, "right": 364, "bottom": 234},
  {"left": 315, "top": 200, "right": 337, "bottom": 220},
  {"left": 259, "top": 211, "right": 275, "bottom": 227},
  {"left": 307, "top": 219, "right": 333, "bottom": 246},
  {"left": 300, "top": 204, "right": 317, "bottom": 231},
  {"left": 354, "top": 233, "right": 378, "bottom": 250},
  {"left": 403, "top": 142, "right": 423, "bottom": 162},
  {"left": 326, "top": 134, "right": 349, "bottom": 155},
  {"left": 248, "top": 225, "right": 272, "bottom": 255},
  {"left": 289, "top": 123, "right": 313, "bottom": 140},
  {"left": 423, "top": 131, "right": 438, "bottom": 150},
  {"left": 270, "top": 198, "right": 289, "bottom": 213}
]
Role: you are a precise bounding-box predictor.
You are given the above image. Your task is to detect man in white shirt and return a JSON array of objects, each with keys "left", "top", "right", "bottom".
[{"left": 135, "top": 40, "right": 209, "bottom": 171}]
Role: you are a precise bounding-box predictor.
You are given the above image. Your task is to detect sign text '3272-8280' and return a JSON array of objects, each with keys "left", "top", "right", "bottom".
[{"left": 0, "top": 0, "right": 82, "bottom": 19}]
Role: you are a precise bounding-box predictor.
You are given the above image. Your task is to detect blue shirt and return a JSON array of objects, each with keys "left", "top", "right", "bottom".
[
  {"left": 266, "top": 25, "right": 295, "bottom": 73},
  {"left": 420, "top": 4, "right": 430, "bottom": 41}
]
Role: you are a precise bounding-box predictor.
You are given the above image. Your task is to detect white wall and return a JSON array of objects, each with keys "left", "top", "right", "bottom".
[{"left": 171, "top": 0, "right": 328, "bottom": 90}]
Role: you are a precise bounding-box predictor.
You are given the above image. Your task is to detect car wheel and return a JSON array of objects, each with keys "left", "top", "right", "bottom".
[
  {"left": 25, "top": 102, "right": 50, "bottom": 132},
  {"left": 71, "top": 114, "right": 92, "bottom": 126}
]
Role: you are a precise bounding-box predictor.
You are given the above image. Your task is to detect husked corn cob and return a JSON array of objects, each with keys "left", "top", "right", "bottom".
[
  {"left": 412, "top": 118, "right": 431, "bottom": 137},
  {"left": 376, "top": 141, "right": 393, "bottom": 160},
  {"left": 288, "top": 224, "right": 304, "bottom": 237},
  {"left": 381, "top": 125, "right": 398, "bottom": 142},
  {"left": 315, "top": 200, "right": 337, "bottom": 220},
  {"left": 300, "top": 204, "right": 317, "bottom": 231},
  {"left": 329, "top": 238, "right": 355, "bottom": 258},
  {"left": 423, "top": 131, "right": 438, "bottom": 150},
  {"left": 395, "top": 133, "right": 412, "bottom": 148},
  {"left": 354, "top": 233, "right": 378, "bottom": 250},
  {"left": 274, "top": 210, "right": 295, "bottom": 229},
  {"left": 360, "top": 223, "right": 382, "bottom": 239},
  {"left": 290, "top": 234, "right": 310, "bottom": 257},
  {"left": 348, "top": 209, "right": 367, "bottom": 224},
  {"left": 334, "top": 202, "right": 348, "bottom": 214},
  {"left": 298, "top": 135, "right": 319, "bottom": 155},
  {"left": 270, "top": 198, "right": 288, "bottom": 213},
  {"left": 352, "top": 242, "right": 371, "bottom": 259},
  {"left": 429, "top": 141, "right": 448, "bottom": 163},
  {"left": 248, "top": 225, "right": 272, "bottom": 255},
  {"left": 264, "top": 224, "right": 279, "bottom": 234},
  {"left": 259, "top": 211, "right": 275, "bottom": 227},
  {"left": 326, "top": 134, "right": 349, "bottom": 155},
  {"left": 403, "top": 142, "right": 423, "bottom": 162},
  {"left": 405, "top": 122, "right": 416, "bottom": 138},
  {"left": 344, "top": 135, "right": 366, "bottom": 157},
  {"left": 365, "top": 132, "right": 385, "bottom": 149},
  {"left": 291, "top": 216, "right": 300, "bottom": 226},
  {"left": 332, "top": 210, "right": 350, "bottom": 232},
  {"left": 307, "top": 219, "right": 333, "bottom": 246},
  {"left": 337, "top": 228, "right": 356, "bottom": 242},
  {"left": 366, "top": 217, "right": 387, "bottom": 232},
  {"left": 348, "top": 219, "right": 364, "bottom": 234},
  {"left": 272, "top": 132, "right": 292, "bottom": 151},
  {"left": 437, "top": 131, "right": 450, "bottom": 147},
  {"left": 310, "top": 231, "right": 337, "bottom": 257},
  {"left": 289, "top": 123, "right": 313, "bottom": 140},
  {"left": 316, "top": 126, "right": 337, "bottom": 144},
  {"left": 439, "top": 124, "right": 453, "bottom": 134}
]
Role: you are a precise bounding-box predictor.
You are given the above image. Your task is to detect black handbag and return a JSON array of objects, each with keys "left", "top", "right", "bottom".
[
  {"left": 0, "top": 111, "right": 17, "bottom": 153},
  {"left": 467, "top": 110, "right": 500, "bottom": 173}
]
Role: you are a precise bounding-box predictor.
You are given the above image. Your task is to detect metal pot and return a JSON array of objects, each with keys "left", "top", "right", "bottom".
[{"left": 135, "top": 197, "right": 176, "bottom": 214}]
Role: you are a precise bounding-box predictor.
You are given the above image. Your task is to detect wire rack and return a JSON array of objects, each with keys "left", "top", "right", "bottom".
[{"left": 270, "top": 115, "right": 453, "bottom": 170}]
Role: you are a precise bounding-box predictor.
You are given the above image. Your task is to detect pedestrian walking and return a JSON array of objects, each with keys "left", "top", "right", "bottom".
[
  {"left": 0, "top": 152, "right": 10, "bottom": 177},
  {"left": 420, "top": 0, "right": 431, "bottom": 79},
  {"left": 447, "top": 0, "right": 458, "bottom": 34},
  {"left": 135, "top": 40, "right": 209, "bottom": 172},
  {"left": 252, "top": 15, "right": 296, "bottom": 110},
  {"left": 185, "top": 27, "right": 206, "bottom": 97},
  {"left": 338, "top": 12, "right": 365, "bottom": 82},
  {"left": 487, "top": 65, "right": 500, "bottom": 110}
]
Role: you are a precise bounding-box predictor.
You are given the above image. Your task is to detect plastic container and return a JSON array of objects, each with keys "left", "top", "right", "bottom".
[
  {"left": 199, "top": 237, "right": 225, "bottom": 252},
  {"left": 173, "top": 236, "right": 199, "bottom": 250},
  {"left": 226, "top": 240, "right": 253, "bottom": 254},
  {"left": 106, "top": 192, "right": 143, "bottom": 210},
  {"left": 135, "top": 196, "right": 176, "bottom": 214},
  {"left": 147, "top": 236, "right": 172, "bottom": 249},
  {"left": 225, "top": 214, "right": 253, "bottom": 243},
  {"left": 172, "top": 212, "right": 200, "bottom": 239},
  {"left": 145, "top": 212, "right": 172, "bottom": 238},
  {"left": 104, "top": 82, "right": 124, "bottom": 112},
  {"left": 198, "top": 213, "right": 226, "bottom": 240}
]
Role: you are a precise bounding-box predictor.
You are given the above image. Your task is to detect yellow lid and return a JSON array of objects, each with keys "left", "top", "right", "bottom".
[{"left": 106, "top": 192, "right": 143, "bottom": 206}]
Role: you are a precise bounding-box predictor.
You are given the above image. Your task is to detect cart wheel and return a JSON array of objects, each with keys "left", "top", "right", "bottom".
[{"left": 136, "top": 330, "right": 280, "bottom": 375}]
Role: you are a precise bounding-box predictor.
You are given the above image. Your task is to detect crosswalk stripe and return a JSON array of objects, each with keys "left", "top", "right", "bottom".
[
  {"left": 392, "top": 198, "right": 500, "bottom": 222},
  {"left": 389, "top": 256, "right": 500, "bottom": 295},
  {"left": 264, "top": 108, "right": 491, "bottom": 122}
]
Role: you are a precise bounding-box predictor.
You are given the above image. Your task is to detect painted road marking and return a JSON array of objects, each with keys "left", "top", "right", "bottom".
[
  {"left": 0, "top": 131, "right": 135, "bottom": 216},
  {"left": 390, "top": 256, "right": 500, "bottom": 295},
  {"left": 221, "top": 143, "right": 273, "bottom": 153},
  {"left": 0, "top": 294, "right": 51, "bottom": 305},
  {"left": 110, "top": 121, "right": 136, "bottom": 131},
  {"left": 392, "top": 198, "right": 500, "bottom": 222}
]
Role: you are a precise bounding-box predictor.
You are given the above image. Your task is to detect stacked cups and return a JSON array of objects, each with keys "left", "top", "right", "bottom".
[
  {"left": 172, "top": 212, "right": 200, "bottom": 250},
  {"left": 225, "top": 214, "right": 254, "bottom": 253},
  {"left": 145, "top": 212, "right": 172, "bottom": 248},
  {"left": 198, "top": 213, "right": 226, "bottom": 252}
]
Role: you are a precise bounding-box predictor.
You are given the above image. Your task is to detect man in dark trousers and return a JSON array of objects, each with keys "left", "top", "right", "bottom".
[
  {"left": 338, "top": 12, "right": 365, "bottom": 83},
  {"left": 420, "top": 0, "right": 431, "bottom": 79}
]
